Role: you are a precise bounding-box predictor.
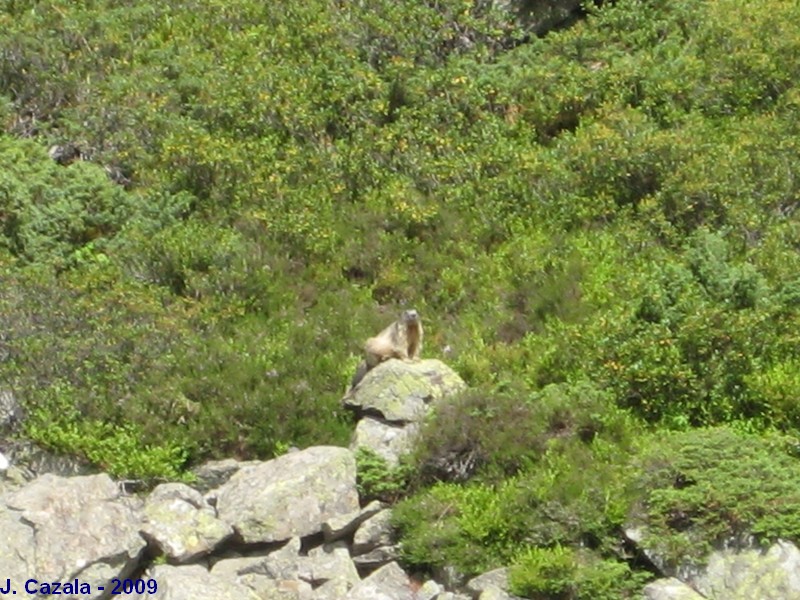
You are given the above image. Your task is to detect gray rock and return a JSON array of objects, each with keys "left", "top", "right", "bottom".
[
  {"left": 466, "top": 568, "right": 511, "bottom": 596},
  {"left": 351, "top": 508, "right": 398, "bottom": 569},
  {"left": 352, "top": 545, "right": 400, "bottom": 570},
  {"left": 478, "top": 587, "right": 519, "bottom": 600},
  {"left": 3, "top": 439, "right": 91, "bottom": 479},
  {"left": 5, "top": 473, "right": 145, "bottom": 599},
  {"left": 210, "top": 554, "right": 271, "bottom": 579},
  {"left": 643, "top": 578, "right": 705, "bottom": 600},
  {"left": 353, "top": 509, "right": 394, "bottom": 555},
  {"left": 242, "top": 578, "right": 314, "bottom": 599},
  {"left": 0, "top": 506, "right": 35, "bottom": 586},
  {"left": 350, "top": 417, "right": 419, "bottom": 467},
  {"left": 132, "top": 564, "right": 260, "bottom": 600},
  {"left": 691, "top": 540, "right": 800, "bottom": 599},
  {"left": 211, "top": 537, "right": 301, "bottom": 578},
  {"left": 344, "top": 359, "right": 466, "bottom": 424},
  {"left": 345, "top": 561, "right": 413, "bottom": 600},
  {"left": 205, "top": 543, "right": 320, "bottom": 599},
  {"left": 215, "top": 446, "right": 358, "bottom": 544},
  {"left": 142, "top": 482, "right": 233, "bottom": 562},
  {"left": 306, "top": 541, "right": 360, "bottom": 586},
  {"left": 313, "top": 577, "right": 354, "bottom": 600},
  {"left": 192, "top": 458, "right": 260, "bottom": 493},
  {"left": 211, "top": 537, "right": 359, "bottom": 592},
  {"left": 435, "top": 594, "right": 471, "bottom": 600},
  {"left": 322, "top": 499, "right": 384, "bottom": 542},
  {"left": 0, "top": 464, "right": 27, "bottom": 496},
  {"left": 433, "top": 564, "right": 468, "bottom": 590},
  {"left": 416, "top": 579, "right": 443, "bottom": 600}
]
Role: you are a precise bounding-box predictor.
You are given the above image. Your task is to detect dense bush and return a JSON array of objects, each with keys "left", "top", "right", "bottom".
[{"left": 630, "top": 427, "right": 800, "bottom": 567}]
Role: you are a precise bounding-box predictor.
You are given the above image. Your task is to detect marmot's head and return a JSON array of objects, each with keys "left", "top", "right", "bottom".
[{"left": 401, "top": 309, "right": 420, "bottom": 324}]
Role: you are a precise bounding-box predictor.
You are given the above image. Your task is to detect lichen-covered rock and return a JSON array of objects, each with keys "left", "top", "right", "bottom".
[
  {"left": 322, "top": 499, "right": 384, "bottom": 542},
  {"left": 350, "top": 417, "right": 419, "bottom": 466},
  {"left": 345, "top": 561, "right": 413, "bottom": 600},
  {"left": 215, "top": 446, "right": 358, "bottom": 543},
  {"left": 4, "top": 473, "right": 145, "bottom": 600},
  {"left": 352, "top": 509, "right": 398, "bottom": 569},
  {"left": 353, "top": 509, "right": 394, "bottom": 554},
  {"left": 691, "top": 540, "right": 800, "bottom": 599},
  {"left": 643, "top": 577, "right": 705, "bottom": 600},
  {"left": 192, "top": 458, "right": 260, "bottom": 493},
  {"left": 142, "top": 482, "right": 233, "bottom": 562},
  {"left": 306, "top": 541, "right": 360, "bottom": 586},
  {"left": 416, "top": 579, "right": 443, "bottom": 600},
  {"left": 466, "top": 568, "right": 512, "bottom": 596},
  {"left": 344, "top": 359, "right": 466, "bottom": 423},
  {"left": 132, "top": 564, "right": 260, "bottom": 600}
]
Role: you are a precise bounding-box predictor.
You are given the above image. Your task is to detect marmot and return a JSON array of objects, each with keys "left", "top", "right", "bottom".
[{"left": 350, "top": 309, "right": 423, "bottom": 390}]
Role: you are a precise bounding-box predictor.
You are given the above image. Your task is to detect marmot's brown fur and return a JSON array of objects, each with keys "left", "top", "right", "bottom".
[{"left": 350, "top": 309, "right": 423, "bottom": 390}]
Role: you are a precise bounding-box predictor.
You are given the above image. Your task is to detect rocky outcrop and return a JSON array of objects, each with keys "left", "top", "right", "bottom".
[
  {"left": 3, "top": 438, "right": 800, "bottom": 600},
  {"left": 141, "top": 483, "right": 233, "bottom": 563},
  {"left": 2, "top": 473, "right": 145, "bottom": 600},
  {"left": 214, "top": 445, "right": 358, "bottom": 544},
  {"left": 345, "top": 358, "right": 467, "bottom": 465},
  {"left": 0, "top": 447, "right": 424, "bottom": 600},
  {"left": 0, "top": 357, "right": 474, "bottom": 600}
]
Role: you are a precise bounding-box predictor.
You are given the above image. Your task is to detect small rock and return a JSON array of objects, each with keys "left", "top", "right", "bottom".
[
  {"left": 322, "top": 500, "right": 384, "bottom": 542},
  {"left": 345, "top": 561, "right": 414, "bottom": 600},
  {"left": 466, "top": 568, "right": 511, "bottom": 596},
  {"left": 643, "top": 577, "right": 705, "bottom": 600},
  {"left": 142, "top": 483, "right": 233, "bottom": 563}
]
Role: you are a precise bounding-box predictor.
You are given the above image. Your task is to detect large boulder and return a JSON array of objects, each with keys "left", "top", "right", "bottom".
[
  {"left": 4, "top": 473, "right": 145, "bottom": 600},
  {"left": 142, "top": 482, "right": 233, "bottom": 563},
  {"left": 215, "top": 446, "right": 358, "bottom": 544},
  {"left": 345, "top": 359, "right": 466, "bottom": 465},
  {"left": 344, "top": 359, "right": 466, "bottom": 424}
]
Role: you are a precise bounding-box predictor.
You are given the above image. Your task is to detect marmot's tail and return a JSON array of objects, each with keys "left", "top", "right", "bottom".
[{"left": 349, "top": 360, "right": 370, "bottom": 391}]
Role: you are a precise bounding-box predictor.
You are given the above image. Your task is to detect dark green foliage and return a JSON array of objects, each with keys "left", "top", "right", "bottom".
[
  {"left": 412, "top": 381, "right": 636, "bottom": 483},
  {"left": 394, "top": 383, "right": 639, "bottom": 576},
  {"left": 631, "top": 427, "right": 800, "bottom": 567},
  {"left": 355, "top": 447, "right": 414, "bottom": 504}
]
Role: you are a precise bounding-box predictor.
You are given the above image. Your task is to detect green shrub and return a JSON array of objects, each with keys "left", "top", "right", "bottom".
[
  {"left": 509, "top": 545, "right": 575, "bottom": 598},
  {"left": 355, "top": 447, "right": 413, "bottom": 504},
  {"left": 393, "top": 480, "right": 517, "bottom": 574},
  {"left": 630, "top": 427, "right": 800, "bottom": 567},
  {"left": 411, "top": 381, "right": 637, "bottom": 483},
  {"left": 509, "top": 545, "right": 648, "bottom": 600}
]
